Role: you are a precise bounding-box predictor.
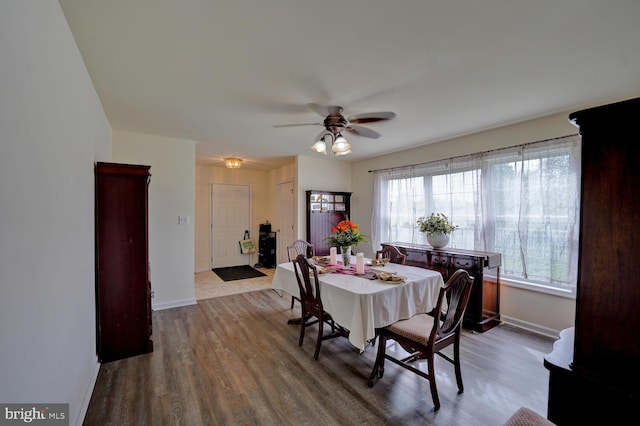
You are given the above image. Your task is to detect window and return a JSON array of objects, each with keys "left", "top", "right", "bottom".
[{"left": 372, "top": 135, "right": 581, "bottom": 294}]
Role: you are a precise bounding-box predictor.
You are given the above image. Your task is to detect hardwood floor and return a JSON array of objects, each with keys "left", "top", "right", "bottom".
[{"left": 84, "top": 288, "right": 554, "bottom": 426}]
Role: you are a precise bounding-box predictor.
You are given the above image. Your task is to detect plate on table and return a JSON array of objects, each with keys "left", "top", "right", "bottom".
[{"left": 312, "top": 256, "right": 331, "bottom": 266}]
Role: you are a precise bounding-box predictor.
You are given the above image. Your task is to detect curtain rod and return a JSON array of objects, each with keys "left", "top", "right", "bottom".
[{"left": 367, "top": 133, "right": 578, "bottom": 173}]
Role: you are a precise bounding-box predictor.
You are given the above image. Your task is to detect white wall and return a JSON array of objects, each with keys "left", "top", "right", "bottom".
[
  {"left": 112, "top": 131, "right": 196, "bottom": 309},
  {"left": 295, "top": 155, "right": 352, "bottom": 241},
  {"left": 351, "top": 113, "right": 579, "bottom": 336},
  {"left": 0, "top": 2, "right": 111, "bottom": 424}
]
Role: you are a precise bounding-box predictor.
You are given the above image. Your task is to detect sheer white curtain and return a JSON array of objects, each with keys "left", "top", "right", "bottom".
[{"left": 372, "top": 134, "right": 581, "bottom": 291}]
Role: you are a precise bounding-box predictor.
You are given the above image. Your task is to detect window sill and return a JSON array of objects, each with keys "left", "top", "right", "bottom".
[{"left": 499, "top": 276, "right": 576, "bottom": 299}]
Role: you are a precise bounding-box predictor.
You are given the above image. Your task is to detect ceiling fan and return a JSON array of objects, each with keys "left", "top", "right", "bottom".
[{"left": 273, "top": 103, "right": 396, "bottom": 155}]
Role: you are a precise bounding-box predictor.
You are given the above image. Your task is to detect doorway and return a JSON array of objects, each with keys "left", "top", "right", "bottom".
[
  {"left": 210, "top": 183, "right": 252, "bottom": 268},
  {"left": 276, "top": 180, "right": 294, "bottom": 264}
]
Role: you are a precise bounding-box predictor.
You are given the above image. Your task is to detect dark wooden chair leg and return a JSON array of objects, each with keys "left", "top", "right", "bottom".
[
  {"left": 454, "top": 337, "right": 464, "bottom": 393},
  {"left": 313, "top": 316, "right": 324, "bottom": 360},
  {"left": 298, "top": 312, "right": 307, "bottom": 347},
  {"left": 427, "top": 355, "right": 440, "bottom": 411}
]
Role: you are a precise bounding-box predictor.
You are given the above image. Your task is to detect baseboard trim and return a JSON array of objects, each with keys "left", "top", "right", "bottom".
[
  {"left": 500, "top": 315, "right": 560, "bottom": 339},
  {"left": 152, "top": 298, "right": 197, "bottom": 311},
  {"left": 74, "top": 358, "right": 100, "bottom": 426}
]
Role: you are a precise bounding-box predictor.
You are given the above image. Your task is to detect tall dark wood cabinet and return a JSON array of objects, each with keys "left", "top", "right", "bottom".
[
  {"left": 544, "top": 97, "right": 640, "bottom": 424},
  {"left": 383, "top": 242, "right": 501, "bottom": 332},
  {"left": 306, "top": 190, "right": 352, "bottom": 255},
  {"left": 95, "top": 162, "right": 153, "bottom": 363}
]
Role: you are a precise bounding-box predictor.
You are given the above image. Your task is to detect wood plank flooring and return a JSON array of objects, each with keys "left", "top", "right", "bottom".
[{"left": 84, "top": 289, "right": 554, "bottom": 426}]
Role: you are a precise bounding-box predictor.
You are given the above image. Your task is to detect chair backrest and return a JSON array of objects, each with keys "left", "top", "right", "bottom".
[
  {"left": 430, "top": 269, "right": 474, "bottom": 343},
  {"left": 292, "top": 253, "right": 322, "bottom": 310},
  {"left": 375, "top": 245, "right": 407, "bottom": 265},
  {"left": 287, "top": 240, "right": 315, "bottom": 261}
]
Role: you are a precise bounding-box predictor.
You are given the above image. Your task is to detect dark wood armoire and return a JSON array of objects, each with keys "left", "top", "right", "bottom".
[
  {"left": 95, "top": 162, "right": 153, "bottom": 363},
  {"left": 544, "top": 97, "right": 640, "bottom": 424}
]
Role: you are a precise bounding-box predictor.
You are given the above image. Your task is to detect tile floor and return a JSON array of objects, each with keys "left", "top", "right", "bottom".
[{"left": 194, "top": 266, "right": 277, "bottom": 300}]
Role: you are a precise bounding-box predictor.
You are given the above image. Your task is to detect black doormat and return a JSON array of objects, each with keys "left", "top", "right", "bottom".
[{"left": 212, "top": 265, "right": 267, "bottom": 282}]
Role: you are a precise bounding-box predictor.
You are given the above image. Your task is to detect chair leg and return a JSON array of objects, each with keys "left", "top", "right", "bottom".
[
  {"left": 298, "top": 311, "right": 307, "bottom": 347},
  {"left": 290, "top": 296, "right": 295, "bottom": 309},
  {"left": 427, "top": 355, "right": 440, "bottom": 411},
  {"left": 313, "top": 316, "right": 324, "bottom": 360},
  {"left": 453, "top": 339, "right": 464, "bottom": 394},
  {"left": 368, "top": 334, "right": 386, "bottom": 387}
]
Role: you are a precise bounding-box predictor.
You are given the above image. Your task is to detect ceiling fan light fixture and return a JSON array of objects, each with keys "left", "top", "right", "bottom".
[
  {"left": 224, "top": 157, "right": 242, "bottom": 169},
  {"left": 331, "top": 134, "right": 351, "bottom": 155},
  {"left": 310, "top": 139, "right": 327, "bottom": 155}
]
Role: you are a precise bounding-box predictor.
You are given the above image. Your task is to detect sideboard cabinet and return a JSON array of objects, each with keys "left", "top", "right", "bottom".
[
  {"left": 306, "top": 190, "right": 352, "bottom": 256},
  {"left": 95, "top": 162, "right": 153, "bottom": 363},
  {"left": 383, "top": 242, "right": 501, "bottom": 332}
]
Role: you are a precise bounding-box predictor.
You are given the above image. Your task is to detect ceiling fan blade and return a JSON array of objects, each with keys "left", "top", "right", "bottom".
[
  {"left": 273, "top": 122, "right": 322, "bottom": 128},
  {"left": 348, "top": 111, "right": 396, "bottom": 124},
  {"left": 306, "top": 103, "right": 328, "bottom": 117},
  {"left": 346, "top": 125, "right": 380, "bottom": 139},
  {"left": 307, "top": 103, "right": 343, "bottom": 116}
]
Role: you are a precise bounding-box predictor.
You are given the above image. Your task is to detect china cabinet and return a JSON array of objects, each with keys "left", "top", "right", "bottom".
[
  {"left": 305, "top": 190, "right": 351, "bottom": 255},
  {"left": 544, "top": 97, "right": 640, "bottom": 424}
]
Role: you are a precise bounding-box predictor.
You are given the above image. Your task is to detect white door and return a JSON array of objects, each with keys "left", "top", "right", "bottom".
[
  {"left": 211, "top": 183, "right": 251, "bottom": 268},
  {"left": 276, "top": 180, "right": 295, "bottom": 264}
]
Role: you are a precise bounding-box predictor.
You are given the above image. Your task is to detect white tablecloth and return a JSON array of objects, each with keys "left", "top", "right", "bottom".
[{"left": 271, "top": 258, "right": 444, "bottom": 351}]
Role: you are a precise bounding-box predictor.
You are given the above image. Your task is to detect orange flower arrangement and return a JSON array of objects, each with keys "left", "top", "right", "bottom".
[{"left": 326, "top": 220, "right": 367, "bottom": 247}]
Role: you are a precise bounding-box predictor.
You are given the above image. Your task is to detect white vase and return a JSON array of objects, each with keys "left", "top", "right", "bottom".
[
  {"left": 340, "top": 246, "right": 352, "bottom": 269},
  {"left": 427, "top": 233, "right": 449, "bottom": 249}
]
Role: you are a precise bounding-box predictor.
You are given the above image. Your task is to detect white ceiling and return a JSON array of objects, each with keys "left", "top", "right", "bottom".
[{"left": 59, "top": 0, "right": 640, "bottom": 170}]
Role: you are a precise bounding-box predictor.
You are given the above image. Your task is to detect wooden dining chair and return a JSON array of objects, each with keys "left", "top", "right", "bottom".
[
  {"left": 292, "top": 254, "right": 349, "bottom": 360},
  {"left": 287, "top": 240, "right": 315, "bottom": 309},
  {"left": 367, "top": 269, "right": 474, "bottom": 411},
  {"left": 375, "top": 245, "right": 407, "bottom": 265}
]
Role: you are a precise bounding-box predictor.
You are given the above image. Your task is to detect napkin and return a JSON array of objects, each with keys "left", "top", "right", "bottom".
[{"left": 373, "top": 272, "right": 407, "bottom": 283}]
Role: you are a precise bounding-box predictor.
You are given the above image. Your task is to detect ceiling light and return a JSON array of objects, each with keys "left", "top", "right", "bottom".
[
  {"left": 331, "top": 134, "right": 351, "bottom": 155},
  {"left": 310, "top": 136, "right": 328, "bottom": 155},
  {"left": 224, "top": 157, "right": 242, "bottom": 169}
]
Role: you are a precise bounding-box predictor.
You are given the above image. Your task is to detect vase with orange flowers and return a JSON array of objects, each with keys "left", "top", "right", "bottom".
[{"left": 326, "top": 220, "right": 367, "bottom": 268}]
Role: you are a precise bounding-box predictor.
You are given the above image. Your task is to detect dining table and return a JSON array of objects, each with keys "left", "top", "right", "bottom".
[{"left": 271, "top": 255, "right": 445, "bottom": 352}]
